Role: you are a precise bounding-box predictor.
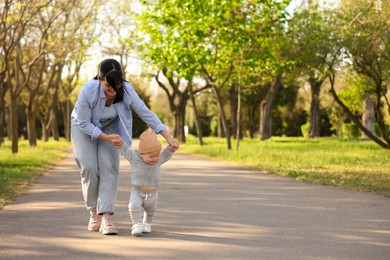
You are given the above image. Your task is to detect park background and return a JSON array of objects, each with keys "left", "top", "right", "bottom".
[{"left": 1, "top": 0, "right": 389, "bottom": 207}]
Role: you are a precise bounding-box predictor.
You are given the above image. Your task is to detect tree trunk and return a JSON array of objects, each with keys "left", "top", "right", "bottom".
[
  {"left": 154, "top": 70, "right": 189, "bottom": 143},
  {"left": 45, "top": 106, "right": 60, "bottom": 141},
  {"left": 64, "top": 85, "right": 72, "bottom": 141},
  {"left": 235, "top": 81, "right": 241, "bottom": 151},
  {"left": 229, "top": 84, "right": 238, "bottom": 140},
  {"left": 179, "top": 92, "right": 188, "bottom": 143},
  {"left": 9, "top": 51, "right": 21, "bottom": 153},
  {"left": 43, "top": 111, "right": 53, "bottom": 142},
  {"left": 51, "top": 111, "right": 59, "bottom": 141},
  {"left": 10, "top": 96, "right": 18, "bottom": 153},
  {"left": 0, "top": 80, "right": 7, "bottom": 145},
  {"left": 37, "top": 114, "right": 47, "bottom": 141},
  {"left": 259, "top": 75, "right": 282, "bottom": 140},
  {"left": 189, "top": 84, "right": 203, "bottom": 145},
  {"left": 248, "top": 105, "right": 256, "bottom": 138},
  {"left": 175, "top": 101, "right": 186, "bottom": 143},
  {"left": 43, "top": 69, "right": 61, "bottom": 141},
  {"left": 0, "top": 103, "right": 4, "bottom": 145},
  {"left": 373, "top": 79, "right": 390, "bottom": 144},
  {"left": 215, "top": 113, "right": 221, "bottom": 137},
  {"left": 212, "top": 85, "right": 231, "bottom": 149},
  {"left": 26, "top": 108, "right": 37, "bottom": 146},
  {"left": 0, "top": 107, "right": 4, "bottom": 146},
  {"left": 26, "top": 91, "right": 38, "bottom": 146},
  {"left": 5, "top": 107, "right": 11, "bottom": 141},
  {"left": 362, "top": 94, "right": 375, "bottom": 138},
  {"left": 308, "top": 78, "right": 323, "bottom": 138}
]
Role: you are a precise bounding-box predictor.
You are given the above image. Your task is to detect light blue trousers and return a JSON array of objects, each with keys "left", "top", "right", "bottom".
[
  {"left": 71, "top": 117, "right": 120, "bottom": 215},
  {"left": 129, "top": 186, "right": 158, "bottom": 224}
]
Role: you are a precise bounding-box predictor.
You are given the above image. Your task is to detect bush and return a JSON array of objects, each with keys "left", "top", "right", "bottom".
[
  {"left": 374, "top": 123, "right": 389, "bottom": 137},
  {"left": 300, "top": 123, "right": 309, "bottom": 138},
  {"left": 341, "top": 123, "right": 360, "bottom": 139}
]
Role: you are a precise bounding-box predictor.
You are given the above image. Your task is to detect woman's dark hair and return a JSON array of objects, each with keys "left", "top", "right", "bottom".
[{"left": 94, "top": 59, "right": 124, "bottom": 103}]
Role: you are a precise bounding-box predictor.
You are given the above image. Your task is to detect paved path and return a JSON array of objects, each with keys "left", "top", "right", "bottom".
[{"left": 0, "top": 150, "right": 389, "bottom": 259}]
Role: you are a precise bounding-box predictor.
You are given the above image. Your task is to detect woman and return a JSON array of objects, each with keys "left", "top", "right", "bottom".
[{"left": 71, "top": 58, "right": 179, "bottom": 235}]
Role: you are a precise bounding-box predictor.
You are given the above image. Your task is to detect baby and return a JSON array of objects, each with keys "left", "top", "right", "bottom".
[{"left": 118, "top": 130, "right": 174, "bottom": 236}]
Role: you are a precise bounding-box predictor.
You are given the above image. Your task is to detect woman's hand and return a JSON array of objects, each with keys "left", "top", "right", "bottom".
[
  {"left": 168, "top": 139, "right": 179, "bottom": 152},
  {"left": 159, "top": 130, "right": 179, "bottom": 152},
  {"left": 109, "top": 134, "right": 123, "bottom": 149}
]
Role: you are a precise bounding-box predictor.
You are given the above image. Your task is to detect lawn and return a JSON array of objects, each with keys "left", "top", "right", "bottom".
[
  {"left": 179, "top": 136, "right": 390, "bottom": 197},
  {"left": 0, "top": 139, "right": 72, "bottom": 209}
]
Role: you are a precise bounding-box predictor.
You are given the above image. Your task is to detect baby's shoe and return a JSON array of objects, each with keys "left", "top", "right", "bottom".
[
  {"left": 142, "top": 223, "right": 152, "bottom": 233},
  {"left": 99, "top": 214, "right": 118, "bottom": 235},
  {"left": 88, "top": 210, "right": 101, "bottom": 231},
  {"left": 132, "top": 223, "right": 143, "bottom": 236}
]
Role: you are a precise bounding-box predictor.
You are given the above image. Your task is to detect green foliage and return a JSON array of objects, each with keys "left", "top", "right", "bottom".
[
  {"left": 180, "top": 135, "right": 390, "bottom": 196},
  {"left": 136, "top": 0, "right": 290, "bottom": 82},
  {"left": 188, "top": 114, "right": 213, "bottom": 137},
  {"left": 301, "top": 123, "right": 309, "bottom": 138},
  {"left": 286, "top": 3, "right": 340, "bottom": 79},
  {"left": 338, "top": 71, "right": 376, "bottom": 113},
  {"left": 374, "top": 123, "right": 389, "bottom": 137},
  {"left": 341, "top": 123, "right": 360, "bottom": 138},
  {"left": 128, "top": 77, "right": 150, "bottom": 137},
  {"left": 0, "top": 140, "right": 71, "bottom": 209},
  {"left": 272, "top": 81, "right": 308, "bottom": 136}
]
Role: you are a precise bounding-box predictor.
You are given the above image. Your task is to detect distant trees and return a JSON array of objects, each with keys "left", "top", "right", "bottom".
[
  {"left": 1, "top": 0, "right": 390, "bottom": 152},
  {"left": 135, "top": 0, "right": 290, "bottom": 148},
  {"left": 0, "top": 0, "right": 101, "bottom": 153}
]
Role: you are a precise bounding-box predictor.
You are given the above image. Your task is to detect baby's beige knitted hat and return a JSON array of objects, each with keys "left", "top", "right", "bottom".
[{"left": 139, "top": 131, "right": 162, "bottom": 154}]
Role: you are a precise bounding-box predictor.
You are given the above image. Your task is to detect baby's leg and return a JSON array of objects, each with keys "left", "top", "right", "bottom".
[
  {"left": 128, "top": 188, "right": 144, "bottom": 224},
  {"left": 143, "top": 191, "right": 158, "bottom": 224}
]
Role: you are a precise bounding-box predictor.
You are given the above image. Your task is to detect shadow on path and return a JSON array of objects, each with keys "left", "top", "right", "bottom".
[{"left": 0, "top": 152, "right": 389, "bottom": 259}]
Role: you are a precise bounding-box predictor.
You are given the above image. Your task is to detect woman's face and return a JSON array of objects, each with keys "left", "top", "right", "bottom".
[{"left": 100, "top": 78, "right": 117, "bottom": 97}]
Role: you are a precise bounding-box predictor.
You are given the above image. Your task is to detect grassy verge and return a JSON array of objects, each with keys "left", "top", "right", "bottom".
[
  {"left": 0, "top": 139, "right": 72, "bottom": 209},
  {"left": 179, "top": 135, "right": 390, "bottom": 197}
]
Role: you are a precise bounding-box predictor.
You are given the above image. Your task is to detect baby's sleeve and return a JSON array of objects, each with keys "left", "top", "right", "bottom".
[
  {"left": 160, "top": 146, "right": 173, "bottom": 164},
  {"left": 119, "top": 143, "right": 135, "bottom": 161}
]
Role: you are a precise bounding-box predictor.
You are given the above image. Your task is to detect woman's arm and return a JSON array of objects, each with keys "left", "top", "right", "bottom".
[{"left": 159, "top": 130, "right": 179, "bottom": 152}]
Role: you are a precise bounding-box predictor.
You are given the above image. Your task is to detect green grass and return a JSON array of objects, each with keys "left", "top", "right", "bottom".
[
  {"left": 180, "top": 135, "right": 390, "bottom": 197},
  {"left": 0, "top": 139, "right": 72, "bottom": 209}
]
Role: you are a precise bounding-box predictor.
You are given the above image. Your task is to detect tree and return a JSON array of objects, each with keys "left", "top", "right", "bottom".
[
  {"left": 154, "top": 69, "right": 190, "bottom": 143},
  {"left": 25, "top": 2, "right": 65, "bottom": 145},
  {"left": 257, "top": 1, "right": 291, "bottom": 140},
  {"left": 333, "top": 0, "right": 390, "bottom": 148},
  {"left": 1, "top": 0, "right": 52, "bottom": 153},
  {"left": 23, "top": 0, "right": 100, "bottom": 144},
  {"left": 136, "top": 0, "right": 290, "bottom": 148},
  {"left": 339, "top": 71, "right": 377, "bottom": 137},
  {"left": 58, "top": 1, "right": 100, "bottom": 142},
  {"left": 286, "top": 3, "right": 339, "bottom": 138}
]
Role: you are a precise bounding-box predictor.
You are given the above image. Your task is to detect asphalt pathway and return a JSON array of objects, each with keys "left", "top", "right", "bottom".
[{"left": 0, "top": 148, "right": 389, "bottom": 259}]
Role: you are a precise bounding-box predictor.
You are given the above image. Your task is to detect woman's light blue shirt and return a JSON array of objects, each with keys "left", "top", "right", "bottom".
[{"left": 71, "top": 79, "right": 166, "bottom": 146}]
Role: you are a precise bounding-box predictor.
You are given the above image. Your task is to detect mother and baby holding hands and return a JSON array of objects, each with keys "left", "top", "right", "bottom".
[{"left": 71, "top": 58, "right": 179, "bottom": 236}]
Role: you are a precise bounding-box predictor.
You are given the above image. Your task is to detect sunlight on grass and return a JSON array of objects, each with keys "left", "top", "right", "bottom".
[
  {"left": 0, "top": 139, "right": 72, "bottom": 208},
  {"left": 180, "top": 135, "right": 390, "bottom": 196}
]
